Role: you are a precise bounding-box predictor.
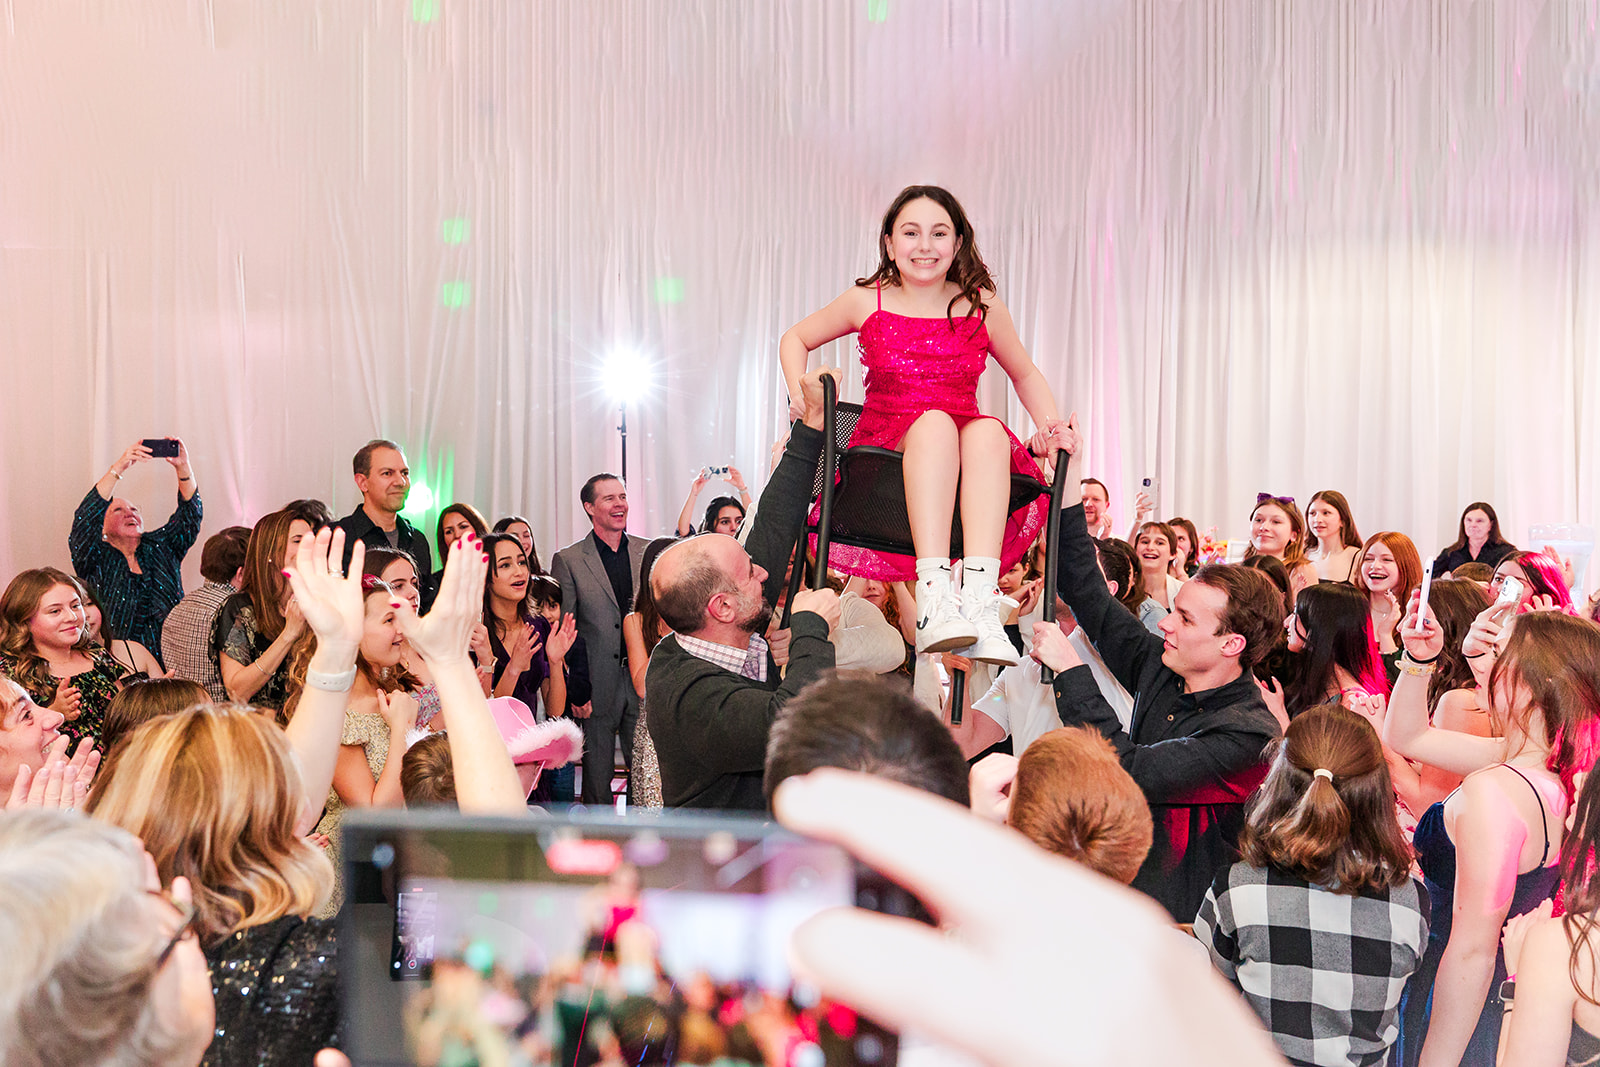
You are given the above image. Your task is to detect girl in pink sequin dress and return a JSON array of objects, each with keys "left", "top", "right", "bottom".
[{"left": 779, "top": 186, "right": 1066, "bottom": 666}]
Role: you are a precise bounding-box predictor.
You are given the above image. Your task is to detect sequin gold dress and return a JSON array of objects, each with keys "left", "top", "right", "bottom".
[{"left": 813, "top": 283, "right": 1050, "bottom": 581}]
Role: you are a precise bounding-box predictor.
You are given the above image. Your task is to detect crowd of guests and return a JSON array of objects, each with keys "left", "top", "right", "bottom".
[{"left": 3, "top": 379, "right": 1599, "bottom": 1067}]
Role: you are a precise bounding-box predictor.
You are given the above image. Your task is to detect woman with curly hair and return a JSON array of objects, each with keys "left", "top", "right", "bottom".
[{"left": 0, "top": 568, "right": 127, "bottom": 751}]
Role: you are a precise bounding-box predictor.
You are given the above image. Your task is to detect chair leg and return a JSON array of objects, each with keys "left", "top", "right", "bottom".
[{"left": 950, "top": 667, "right": 965, "bottom": 726}]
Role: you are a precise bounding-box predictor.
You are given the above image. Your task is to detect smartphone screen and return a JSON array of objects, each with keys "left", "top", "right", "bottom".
[{"left": 342, "top": 810, "right": 902, "bottom": 1067}]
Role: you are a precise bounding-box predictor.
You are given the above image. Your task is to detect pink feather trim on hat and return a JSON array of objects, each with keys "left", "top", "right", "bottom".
[{"left": 505, "top": 717, "right": 584, "bottom": 767}]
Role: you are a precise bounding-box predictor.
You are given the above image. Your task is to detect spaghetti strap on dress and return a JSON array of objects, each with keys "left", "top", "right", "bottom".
[
  {"left": 1397, "top": 764, "right": 1560, "bottom": 1067},
  {"left": 815, "top": 282, "right": 1050, "bottom": 582}
]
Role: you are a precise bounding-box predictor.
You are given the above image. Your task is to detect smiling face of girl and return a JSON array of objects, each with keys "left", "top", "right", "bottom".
[
  {"left": 885, "top": 197, "right": 961, "bottom": 288},
  {"left": 1250, "top": 503, "right": 1294, "bottom": 558},
  {"left": 27, "top": 583, "right": 85, "bottom": 653},
  {"left": 1360, "top": 542, "right": 1400, "bottom": 595}
]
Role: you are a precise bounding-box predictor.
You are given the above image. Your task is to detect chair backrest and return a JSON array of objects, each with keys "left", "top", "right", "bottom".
[{"left": 811, "top": 401, "right": 864, "bottom": 497}]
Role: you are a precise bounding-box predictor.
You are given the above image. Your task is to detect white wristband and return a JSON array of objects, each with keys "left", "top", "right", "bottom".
[{"left": 305, "top": 666, "right": 357, "bottom": 692}]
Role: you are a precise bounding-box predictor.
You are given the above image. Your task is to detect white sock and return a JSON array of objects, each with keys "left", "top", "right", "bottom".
[
  {"left": 961, "top": 556, "right": 1001, "bottom": 599},
  {"left": 915, "top": 557, "right": 953, "bottom": 586}
]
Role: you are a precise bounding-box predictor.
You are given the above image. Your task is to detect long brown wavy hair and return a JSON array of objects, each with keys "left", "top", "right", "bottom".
[
  {"left": 1239, "top": 702, "right": 1414, "bottom": 893},
  {"left": 0, "top": 568, "right": 94, "bottom": 705},
  {"left": 854, "top": 185, "right": 995, "bottom": 334},
  {"left": 237, "top": 510, "right": 308, "bottom": 642},
  {"left": 1559, "top": 765, "right": 1600, "bottom": 1005},
  {"left": 1488, "top": 611, "right": 1600, "bottom": 801},
  {"left": 1423, "top": 579, "right": 1492, "bottom": 710}
]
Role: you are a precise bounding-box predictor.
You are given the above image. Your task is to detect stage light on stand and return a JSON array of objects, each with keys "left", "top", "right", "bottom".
[{"left": 602, "top": 349, "right": 655, "bottom": 481}]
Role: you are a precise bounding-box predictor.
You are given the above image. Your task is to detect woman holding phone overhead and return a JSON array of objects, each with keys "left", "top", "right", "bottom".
[{"left": 68, "top": 438, "right": 203, "bottom": 660}]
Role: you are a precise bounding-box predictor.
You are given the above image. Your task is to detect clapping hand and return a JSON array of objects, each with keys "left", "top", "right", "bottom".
[
  {"left": 5, "top": 738, "right": 99, "bottom": 811},
  {"left": 49, "top": 683, "right": 83, "bottom": 721},
  {"left": 397, "top": 533, "right": 490, "bottom": 668},
  {"left": 282, "top": 527, "right": 366, "bottom": 665},
  {"left": 1343, "top": 690, "right": 1387, "bottom": 729},
  {"left": 376, "top": 689, "right": 419, "bottom": 735}
]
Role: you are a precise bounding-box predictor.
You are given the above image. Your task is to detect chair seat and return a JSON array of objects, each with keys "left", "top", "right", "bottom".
[{"left": 825, "top": 445, "right": 1048, "bottom": 559}]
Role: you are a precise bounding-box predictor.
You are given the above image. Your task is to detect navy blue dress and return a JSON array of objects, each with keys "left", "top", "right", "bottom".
[{"left": 1396, "top": 765, "right": 1559, "bottom": 1066}]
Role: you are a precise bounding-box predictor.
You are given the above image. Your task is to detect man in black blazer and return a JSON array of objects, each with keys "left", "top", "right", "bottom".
[
  {"left": 552, "top": 473, "right": 648, "bottom": 804},
  {"left": 645, "top": 368, "right": 841, "bottom": 811},
  {"left": 1047, "top": 417, "right": 1284, "bottom": 922}
]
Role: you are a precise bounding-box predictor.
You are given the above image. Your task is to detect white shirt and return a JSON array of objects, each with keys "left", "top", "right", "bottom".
[{"left": 970, "top": 630, "right": 1137, "bottom": 751}]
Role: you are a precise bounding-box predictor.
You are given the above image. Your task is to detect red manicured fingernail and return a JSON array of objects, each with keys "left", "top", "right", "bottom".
[
  {"left": 281, "top": 569, "right": 291, "bottom": 576},
  {"left": 481, "top": 554, "right": 489, "bottom": 562}
]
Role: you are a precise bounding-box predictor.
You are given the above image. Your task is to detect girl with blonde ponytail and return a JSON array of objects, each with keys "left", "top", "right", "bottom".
[{"left": 1193, "top": 703, "right": 1430, "bottom": 1067}]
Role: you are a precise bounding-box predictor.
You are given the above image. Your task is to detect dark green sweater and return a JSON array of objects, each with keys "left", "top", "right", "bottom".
[{"left": 645, "top": 421, "right": 835, "bottom": 811}]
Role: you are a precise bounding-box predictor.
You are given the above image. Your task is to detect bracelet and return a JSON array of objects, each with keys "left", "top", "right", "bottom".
[
  {"left": 110, "top": 469, "right": 122, "bottom": 481},
  {"left": 305, "top": 666, "right": 357, "bottom": 692},
  {"left": 178, "top": 476, "right": 193, "bottom": 483},
  {"left": 1398, "top": 660, "right": 1437, "bottom": 677},
  {"left": 1403, "top": 649, "right": 1440, "bottom": 665},
  {"left": 475, "top": 659, "right": 497, "bottom": 675}
]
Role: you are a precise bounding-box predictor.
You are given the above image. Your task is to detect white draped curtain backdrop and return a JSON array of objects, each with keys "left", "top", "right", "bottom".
[{"left": 4, "top": 0, "right": 1599, "bottom": 587}]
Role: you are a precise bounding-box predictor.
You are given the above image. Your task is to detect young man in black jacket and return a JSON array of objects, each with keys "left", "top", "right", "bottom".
[
  {"left": 1044, "top": 417, "right": 1283, "bottom": 922},
  {"left": 644, "top": 369, "right": 842, "bottom": 811}
]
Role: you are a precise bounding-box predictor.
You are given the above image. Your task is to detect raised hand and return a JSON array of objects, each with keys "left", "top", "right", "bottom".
[
  {"left": 282, "top": 527, "right": 365, "bottom": 660},
  {"left": 398, "top": 533, "right": 490, "bottom": 667},
  {"left": 728, "top": 466, "right": 748, "bottom": 492},
  {"left": 113, "top": 441, "right": 153, "bottom": 477},
  {"left": 1460, "top": 598, "right": 1513, "bottom": 661},
  {"left": 1398, "top": 590, "right": 1444, "bottom": 662},
  {"left": 1013, "top": 577, "right": 1045, "bottom": 618},
  {"left": 1520, "top": 593, "right": 1563, "bottom": 614},
  {"left": 546, "top": 614, "right": 578, "bottom": 662},
  {"left": 1132, "top": 490, "right": 1154, "bottom": 521}
]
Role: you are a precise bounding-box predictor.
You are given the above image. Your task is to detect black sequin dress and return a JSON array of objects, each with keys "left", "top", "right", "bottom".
[{"left": 203, "top": 916, "right": 341, "bottom": 1066}]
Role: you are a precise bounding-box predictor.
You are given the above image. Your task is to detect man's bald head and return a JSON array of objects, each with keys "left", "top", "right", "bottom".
[{"left": 652, "top": 535, "right": 768, "bottom": 636}]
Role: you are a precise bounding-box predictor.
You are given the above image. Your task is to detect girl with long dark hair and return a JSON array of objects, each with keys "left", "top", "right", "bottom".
[{"left": 778, "top": 185, "right": 1065, "bottom": 668}]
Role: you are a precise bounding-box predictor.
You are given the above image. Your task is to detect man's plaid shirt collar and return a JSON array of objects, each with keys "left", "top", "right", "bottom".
[{"left": 676, "top": 632, "right": 769, "bottom": 682}]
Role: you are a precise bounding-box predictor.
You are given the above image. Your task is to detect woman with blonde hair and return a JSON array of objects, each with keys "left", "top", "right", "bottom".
[{"left": 89, "top": 528, "right": 523, "bottom": 1066}]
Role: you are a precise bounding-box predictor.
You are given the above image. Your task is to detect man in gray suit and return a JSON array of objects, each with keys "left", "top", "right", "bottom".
[{"left": 552, "top": 472, "right": 648, "bottom": 804}]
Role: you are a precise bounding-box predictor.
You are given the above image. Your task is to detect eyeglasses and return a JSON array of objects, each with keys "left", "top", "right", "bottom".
[
  {"left": 1255, "top": 493, "right": 1296, "bottom": 508},
  {"left": 147, "top": 890, "right": 198, "bottom": 969}
]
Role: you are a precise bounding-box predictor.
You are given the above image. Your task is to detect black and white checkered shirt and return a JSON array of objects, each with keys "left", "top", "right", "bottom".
[{"left": 1193, "top": 863, "right": 1431, "bottom": 1067}]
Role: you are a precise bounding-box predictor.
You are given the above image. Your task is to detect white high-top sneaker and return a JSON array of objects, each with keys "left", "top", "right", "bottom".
[
  {"left": 914, "top": 572, "right": 979, "bottom": 654},
  {"left": 961, "top": 586, "right": 1022, "bottom": 666}
]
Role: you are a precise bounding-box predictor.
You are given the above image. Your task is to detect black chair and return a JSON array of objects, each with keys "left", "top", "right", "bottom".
[{"left": 782, "top": 375, "right": 1069, "bottom": 723}]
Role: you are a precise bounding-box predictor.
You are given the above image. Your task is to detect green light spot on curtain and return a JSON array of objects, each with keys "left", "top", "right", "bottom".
[
  {"left": 654, "top": 276, "right": 685, "bottom": 304},
  {"left": 441, "top": 218, "right": 469, "bottom": 243},
  {"left": 440, "top": 281, "right": 471, "bottom": 307}
]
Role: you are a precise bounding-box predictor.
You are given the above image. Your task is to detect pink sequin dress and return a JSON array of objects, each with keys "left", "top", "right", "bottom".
[{"left": 817, "top": 285, "right": 1050, "bottom": 582}]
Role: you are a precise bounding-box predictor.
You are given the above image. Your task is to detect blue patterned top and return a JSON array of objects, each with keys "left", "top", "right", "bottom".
[{"left": 69, "top": 487, "right": 203, "bottom": 660}]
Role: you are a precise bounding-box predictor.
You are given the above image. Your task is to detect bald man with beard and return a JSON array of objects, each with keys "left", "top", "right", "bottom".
[{"left": 644, "top": 369, "right": 842, "bottom": 811}]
